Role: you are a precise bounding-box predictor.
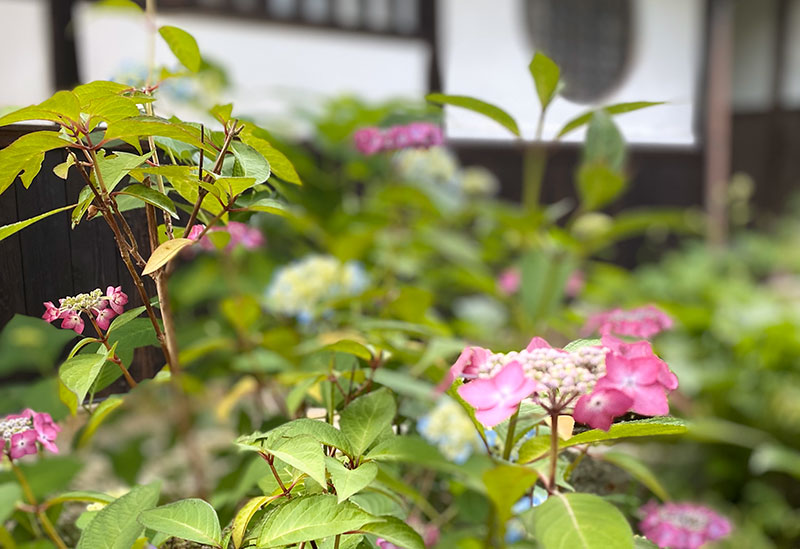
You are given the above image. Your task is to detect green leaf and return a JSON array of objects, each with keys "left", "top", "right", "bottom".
[
  {"left": 58, "top": 349, "right": 112, "bottom": 414},
  {"left": 76, "top": 481, "right": 160, "bottom": 549},
  {"left": 0, "top": 483, "right": 22, "bottom": 523},
  {"left": 210, "top": 103, "right": 233, "bottom": 125},
  {"left": 365, "top": 435, "right": 450, "bottom": 471},
  {"left": 159, "top": 25, "right": 202, "bottom": 72},
  {"left": 426, "top": 93, "right": 520, "bottom": 136},
  {"left": 524, "top": 492, "right": 633, "bottom": 549},
  {"left": 104, "top": 116, "right": 213, "bottom": 154},
  {"left": 750, "top": 443, "right": 800, "bottom": 479},
  {"left": 245, "top": 197, "right": 292, "bottom": 217},
  {"left": 519, "top": 417, "right": 688, "bottom": 463},
  {"left": 557, "top": 101, "right": 666, "bottom": 138},
  {"left": 0, "top": 91, "right": 81, "bottom": 127},
  {"left": 95, "top": 151, "right": 153, "bottom": 193},
  {"left": 117, "top": 183, "right": 178, "bottom": 218},
  {"left": 339, "top": 388, "right": 396, "bottom": 457},
  {"left": 576, "top": 162, "right": 627, "bottom": 211},
  {"left": 256, "top": 494, "right": 373, "bottom": 547},
  {"left": 231, "top": 141, "right": 270, "bottom": 182},
  {"left": 0, "top": 131, "right": 72, "bottom": 194},
  {"left": 583, "top": 111, "right": 626, "bottom": 172},
  {"left": 483, "top": 464, "right": 539, "bottom": 526},
  {"left": 142, "top": 237, "right": 194, "bottom": 275},
  {"left": 78, "top": 396, "right": 124, "bottom": 448},
  {"left": 529, "top": 52, "right": 560, "bottom": 111},
  {"left": 214, "top": 176, "right": 257, "bottom": 200},
  {"left": 138, "top": 498, "right": 222, "bottom": 547},
  {"left": 325, "top": 339, "right": 373, "bottom": 361},
  {"left": 358, "top": 517, "right": 424, "bottom": 549},
  {"left": 73, "top": 81, "right": 133, "bottom": 107},
  {"left": 0, "top": 203, "right": 76, "bottom": 242},
  {"left": 240, "top": 128, "right": 302, "bottom": 185},
  {"left": 53, "top": 153, "right": 76, "bottom": 179},
  {"left": 230, "top": 495, "right": 281, "bottom": 549},
  {"left": 602, "top": 451, "right": 671, "bottom": 501},
  {"left": 107, "top": 305, "right": 146, "bottom": 334},
  {"left": 0, "top": 314, "right": 76, "bottom": 375},
  {"left": 325, "top": 458, "right": 378, "bottom": 503},
  {"left": 242, "top": 418, "right": 354, "bottom": 458},
  {"left": 44, "top": 490, "right": 116, "bottom": 508},
  {"left": 261, "top": 434, "right": 327, "bottom": 487},
  {"left": 563, "top": 339, "right": 602, "bottom": 352}
]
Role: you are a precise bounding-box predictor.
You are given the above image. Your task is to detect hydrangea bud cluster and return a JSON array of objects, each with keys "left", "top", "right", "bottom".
[
  {"left": 639, "top": 501, "right": 732, "bottom": 549},
  {"left": 265, "top": 254, "right": 368, "bottom": 323},
  {"left": 478, "top": 341, "right": 606, "bottom": 402},
  {"left": 42, "top": 286, "right": 128, "bottom": 334},
  {"left": 584, "top": 305, "right": 673, "bottom": 339},
  {"left": 353, "top": 122, "right": 444, "bottom": 155},
  {"left": 418, "top": 398, "right": 484, "bottom": 463},
  {"left": 187, "top": 221, "right": 264, "bottom": 252},
  {"left": 1, "top": 409, "right": 60, "bottom": 460}
]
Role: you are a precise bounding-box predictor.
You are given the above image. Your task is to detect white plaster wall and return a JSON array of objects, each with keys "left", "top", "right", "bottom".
[
  {"left": 0, "top": 0, "right": 53, "bottom": 108},
  {"left": 73, "top": 2, "right": 429, "bottom": 131},
  {"left": 440, "top": 0, "right": 704, "bottom": 145}
]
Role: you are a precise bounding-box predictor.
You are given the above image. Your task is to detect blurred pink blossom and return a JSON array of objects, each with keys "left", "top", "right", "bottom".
[
  {"left": 498, "top": 267, "right": 521, "bottom": 295},
  {"left": 188, "top": 222, "right": 264, "bottom": 252},
  {"left": 639, "top": 501, "right": 731, "bottom": 549},
  {"left": 565, "top": 270, "right": 585, "bottom": 298},
  {"left": 353, "top": 122, "right": 444, "bottom": 155},
  {"left": 584, "top": 305, "right": 673, "bottom": 339}
]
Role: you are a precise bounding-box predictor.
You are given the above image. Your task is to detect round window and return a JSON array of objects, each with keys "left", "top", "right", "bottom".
[{"left": 525, "top": 0, "right": 633, "bottom": 104}]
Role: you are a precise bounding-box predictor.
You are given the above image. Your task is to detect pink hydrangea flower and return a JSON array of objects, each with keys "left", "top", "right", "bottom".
[
  {"left": 437, "top": 345, "right": 492, "bottom": 391},
  {"left": 93, "top": 306, "right": 117, "bottom": 331},
  {"left": 8, "top": 430, "right": 38, "bottom": 460},
  {"left": 32, "top": 411, "right": 60, "bottom": 454},
  {"left": 639, "top": 501, "right": 732, "bottom": 549},
  {"left": 457, "top": 361, "right": 540, "bottom": 427},
  {"left": 573, "top": 388, "right": 633, "bottom": 431},
  {"left": 106, "top": 286, "right": 128, "bottom": 315},
  {"left": 1, "top": 409, "right": 60, "bottom": 459},
  {"left": 498, "top": 267, "right": 521, "bottom": 295},
  {"left": 42, "top": 301, "right": 60, "bottom": 323},
  {"left": 59, "top": 309, "right": 84, "bottom": 334},
  {"left": 584, "top": 305, "right": 673, "bottom": 339},
  {"left": 187, "top": 224, "right": 206, "bottom": 241},
  {"left": 602, "top": 335, "right": 678, "bottom": 391},
  {"left": 353, "top": 127, "right": 384, "bottom": 155},
  {"left": 595, "top": 352, "right": 669, "bottom": 417}
]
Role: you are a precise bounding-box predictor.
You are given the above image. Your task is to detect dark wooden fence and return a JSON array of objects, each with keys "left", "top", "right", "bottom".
[{"left": 0, "top": 126, "right": 160, "bottom": 383}]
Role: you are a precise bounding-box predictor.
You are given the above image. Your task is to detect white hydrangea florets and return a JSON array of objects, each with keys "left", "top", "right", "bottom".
[
  {"left": 265, "top": 254, "right": 367, "bottom": 322},
  {"left": 418, "top": 398, "right": 483, "bottom": 463}
]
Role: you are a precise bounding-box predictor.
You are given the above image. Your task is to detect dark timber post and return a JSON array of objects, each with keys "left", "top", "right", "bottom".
[
  {"left": 49, "top": 0, "right": 80, "bottom": 90},
  {"left": 704, "top": 0, "right": 733, "bottom": 246},
  {"left": 419, "top": 0, "right": 441, "bottom": 92}
]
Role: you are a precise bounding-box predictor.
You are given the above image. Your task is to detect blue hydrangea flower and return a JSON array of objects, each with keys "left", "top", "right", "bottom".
[{"left": 418, "top": 398, "right": 483, "bottom": 464}]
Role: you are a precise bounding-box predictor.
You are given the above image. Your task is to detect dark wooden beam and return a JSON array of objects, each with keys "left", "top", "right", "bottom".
[{"left": 48, "top": 0, "right": 80, "bottom": 90}]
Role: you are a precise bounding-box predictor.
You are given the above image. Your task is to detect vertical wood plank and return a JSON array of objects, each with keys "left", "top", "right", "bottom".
[
  {"left": 16, "top": 152, "right": 74, "bottom": 322},
  {"left": 0, "top": 184, "right": 26, "bottom": 327}
]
